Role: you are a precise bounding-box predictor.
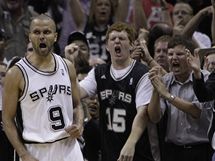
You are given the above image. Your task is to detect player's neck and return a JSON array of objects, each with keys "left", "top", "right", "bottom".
[
  {"left": 27, "top": 53, "right": 56, "bottom": 72},
  {"left": 112, "top": 58, "right": 132, "bottom": 70}
]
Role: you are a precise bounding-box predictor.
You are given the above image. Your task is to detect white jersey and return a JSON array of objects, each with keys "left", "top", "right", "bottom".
[{"left": 16, "top": 54, "right": 73, "bottom": 143}]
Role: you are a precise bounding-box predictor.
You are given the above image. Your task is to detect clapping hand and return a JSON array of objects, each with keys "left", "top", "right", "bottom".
[
  {"left": 149, "top": 66, "right": 169, "bottom": 99},
  {"left": 187, "top": 48, "right": 202, "bottom": 79},
  {"left": 187, "top": 48, "right": 201, "bottom": 73}
]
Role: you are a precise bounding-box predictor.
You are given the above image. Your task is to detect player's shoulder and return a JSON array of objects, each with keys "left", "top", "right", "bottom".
[
  {"left": 6, "top": 65, "right": 23, "bottom": 78},
  {"left": 4, "top": 65, "right": 24, "bottom": 90}
]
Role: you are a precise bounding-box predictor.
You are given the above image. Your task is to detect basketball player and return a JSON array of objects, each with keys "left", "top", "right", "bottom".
[
  {"left": 79, "top": 22, "right": 154, "bottom": 161},
  {"left": 2, "top": 14, "right": 84, "bottom": 161}
]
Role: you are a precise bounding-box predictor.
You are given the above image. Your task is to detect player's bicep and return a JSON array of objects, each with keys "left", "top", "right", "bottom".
[{"left": 3, "top": 67, "right": 22, "bottom": 119}]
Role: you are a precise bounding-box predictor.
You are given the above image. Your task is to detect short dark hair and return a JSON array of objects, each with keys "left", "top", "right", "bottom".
[
  {"left": 168, "top": 35, "right": 196, "bottom": 54},
  {"left": 30, "top": 14, "right": 56, "bottom": 32}
]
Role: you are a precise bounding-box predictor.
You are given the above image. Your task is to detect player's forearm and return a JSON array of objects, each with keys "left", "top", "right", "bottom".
[
  {"left": 166, "top": 95, "right": 201, "bottom": 118},
  {"left": 73, "top": 103, "right": 84, "bottom": 126},
  {"left": 126, "top": 108, "right": 148, "bottom": 145},
  {"left": 2, "top": 118, "right": 29, "bottom": 158},
  {"left": 182, "top": 6, "right": 211, "bottom": 38},
  {"left": 147, "top": 89, "right": 162, "bottom": 123}
]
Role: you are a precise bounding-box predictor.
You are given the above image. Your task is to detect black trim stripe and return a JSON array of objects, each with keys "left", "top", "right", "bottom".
[
  {"left": 22, "top": 54, "right": 58, "bottom": 76},
  {"left": 60, "top": 57, "right": 70, "bottom": 75},
  {"left": 24, "top": 136, "right": 69, "bottom": 144},
  {"left": 15, "top": 63, "right": 29, "bottom": 101}
]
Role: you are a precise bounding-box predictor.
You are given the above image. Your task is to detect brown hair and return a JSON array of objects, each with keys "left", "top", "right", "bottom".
[{"left": 105, "top": 22, "right": 136, "bottom": 43}]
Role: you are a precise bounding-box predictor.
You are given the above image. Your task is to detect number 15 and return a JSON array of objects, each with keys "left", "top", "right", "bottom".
[{"left": 106, "top": 108, "right": 126, "bottom": 133}]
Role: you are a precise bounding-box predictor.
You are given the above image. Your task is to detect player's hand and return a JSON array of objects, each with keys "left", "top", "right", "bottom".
[
  {"left": 139, "top": 40, "right": 153, "bottom": 64},
  {"left": 65, "top": 124, "right": 83, "bottom": 139},
  {"left": 149, "top": 66, "right": 170, "bottom": 99},
  {"left": 117, "top": 142, "right": 135, "bottom": 161}
]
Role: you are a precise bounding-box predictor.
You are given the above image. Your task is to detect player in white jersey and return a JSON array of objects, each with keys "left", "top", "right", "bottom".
[{"left": 2, "top": 14, "right": 84, "bottom": 161}]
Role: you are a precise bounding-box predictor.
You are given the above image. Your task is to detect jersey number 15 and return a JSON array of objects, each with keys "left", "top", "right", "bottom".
[{"left": 106, "top": 108, "right": 126, "bottom": 133}]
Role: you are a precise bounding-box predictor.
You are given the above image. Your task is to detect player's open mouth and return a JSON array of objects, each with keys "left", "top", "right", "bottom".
[{"left": 39, "top": 43, "right": 47, "bottom": 48}]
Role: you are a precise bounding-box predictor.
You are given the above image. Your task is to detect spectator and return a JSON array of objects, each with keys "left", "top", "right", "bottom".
[
  {"left": 65, "top": 31, "right": 90, "bottom": 74},
  {"left": 82, "top": 95, "right": 101, "bottom": 161},
  {"left": 147, "top": 22, "right": 173, "bottom": 58},
  {"left": 79, "top": 22, "right": 154, "bottom": 161},
  {"left": 148, "top": 35, "right": 213, "bottom": 161},
  {"left": 65, "top": 31, "right": 106, "bottom": 73},
  {"left": 188, "top": 41, "right": 215, "bottom": 161},
  {"left": 69, "top": 0, "right": 129, "bottom": 62},
  {"left": 153, "top": 35, "right": 171, "bottom": 72},
  {"left": 163, "top": 2, "right": 212, "bottom": 48}
]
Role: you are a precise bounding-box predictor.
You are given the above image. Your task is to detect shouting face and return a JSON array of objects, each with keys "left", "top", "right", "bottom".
[{"left": 29, "top": 17, "right": 57, "bottom": 57}]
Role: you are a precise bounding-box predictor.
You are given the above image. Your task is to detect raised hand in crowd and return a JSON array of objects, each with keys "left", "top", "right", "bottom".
[
  {"left": 187, "top": 49, "right": 202, "bottom": 78},
  {"left": 64, "top": 43, "right": 80, "bottom": 63}
]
